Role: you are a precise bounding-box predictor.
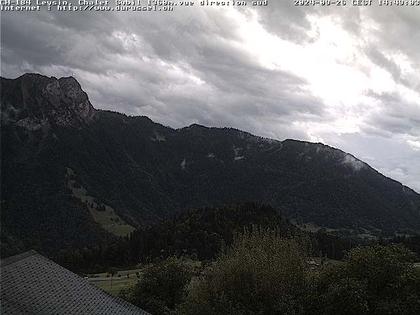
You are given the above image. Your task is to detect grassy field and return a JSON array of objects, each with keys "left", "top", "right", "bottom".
[
  {"left": 88, "top": 259, "right": 202, "bottom": 296},
  {"left": 90, "top": 276, "right": 138, "bottom": 296},
  {"left": 66, "top": 167, "right": 136, "bottom": 237},
  {"left": 88, "top": 268, "right": 143, "bottom": 296}
]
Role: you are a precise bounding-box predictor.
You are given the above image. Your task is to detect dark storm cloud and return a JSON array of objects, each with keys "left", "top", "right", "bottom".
[
  {"left": 246, "top": 1, "right": 314, "bottom": 43},
  {"left": 364, "top": 8, "right": 420, "bottom": 62},
  {"left": 1, "top": 11, "right": 122, "bottom": 74},
  {"left": 364, "top": 47, "right": 402, "bottom": 83},
  {"left": 365, "top": 91, "right": 420, "bottom": 138},
  {"left": 2, "top": 5, "right": 326, "bottom": 136},
  {"left": 249, "top": 1, "right": 364, "bottom": 43}
]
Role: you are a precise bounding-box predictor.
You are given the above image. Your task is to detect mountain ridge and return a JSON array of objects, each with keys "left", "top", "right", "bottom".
[
  {"left": 0, "top": 73, "right": 413, "bottom": 193},
  {"left": 1, "top": 73, "right": 420, "bottom": 255}
]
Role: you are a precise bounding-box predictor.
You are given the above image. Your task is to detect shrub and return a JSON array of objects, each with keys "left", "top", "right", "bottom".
[
  {"left": 178, "top": 228, "right": 309, "bottom": 315},
  {"left": 308, "top": 244, "right": 420, "bottom": 315},
  {"left": 123, "top": 257, "right": 193, "bottom": 315}
]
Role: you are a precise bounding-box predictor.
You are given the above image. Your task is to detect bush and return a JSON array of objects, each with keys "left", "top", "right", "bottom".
[
  {"left": 122, "top": 257, "right": 193, "bottom": 315},
  {"left": 119, "top": 234, "right": 420, "bottom": 315},
  {"left": 178, "top": 228, "right": 309, "bottom": 315},
  {"left": 308, "top": 244, "right": 420, "bottom": 315}
]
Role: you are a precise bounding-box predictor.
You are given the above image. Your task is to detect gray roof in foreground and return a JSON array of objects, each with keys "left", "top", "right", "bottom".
[{"left": 0, "top": 250, "right": 149, "bottom": 314}]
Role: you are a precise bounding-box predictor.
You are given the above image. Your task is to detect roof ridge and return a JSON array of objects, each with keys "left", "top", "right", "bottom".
[{"left": 0, "top": 250, "right": 39, "bottom": 267}]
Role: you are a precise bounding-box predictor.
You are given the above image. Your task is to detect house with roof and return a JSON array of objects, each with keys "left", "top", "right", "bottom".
[{"left": 0, "top": 250, "right": 149, "bottom": 314}]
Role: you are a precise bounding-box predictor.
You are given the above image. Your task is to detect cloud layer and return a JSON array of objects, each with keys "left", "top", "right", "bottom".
[{"left": 1, "top": 3, "right": 419, "bottom": 192}]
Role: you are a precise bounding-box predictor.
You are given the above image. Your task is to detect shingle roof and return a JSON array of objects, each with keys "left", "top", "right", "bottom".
[{"left": 0, "top": 250, "right": 149, "bottom": 314}]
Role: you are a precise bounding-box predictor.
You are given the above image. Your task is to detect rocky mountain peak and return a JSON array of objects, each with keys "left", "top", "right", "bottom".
[{"left": 1, "top": 73, "right": 96, "bottom": 129}]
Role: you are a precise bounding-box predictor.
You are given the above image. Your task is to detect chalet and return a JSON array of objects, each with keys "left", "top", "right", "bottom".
[{"left": 0, "top": 250, "right": 148, "bottom": 314}]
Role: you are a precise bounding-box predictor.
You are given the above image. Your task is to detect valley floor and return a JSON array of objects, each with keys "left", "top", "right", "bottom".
[{"left": 87, "top": 268, "right": 143, "bottom": 296}]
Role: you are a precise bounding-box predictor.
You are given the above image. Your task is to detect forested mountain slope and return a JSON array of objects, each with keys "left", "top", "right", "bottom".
[{"left": 1, "top": 74, "right": 420, "bottom": 255}]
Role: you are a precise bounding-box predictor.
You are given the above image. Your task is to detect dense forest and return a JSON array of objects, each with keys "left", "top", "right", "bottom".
[
  {"left": 53, "top": 204, "right": 316, "bottom": 271},
  {"left": 53, "top": 203, "right": 419, "bottom": 274}
]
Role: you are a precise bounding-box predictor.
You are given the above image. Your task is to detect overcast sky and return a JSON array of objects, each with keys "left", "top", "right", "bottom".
[{"left": 1, "top": 2, "right": 419, "bottom": 192}]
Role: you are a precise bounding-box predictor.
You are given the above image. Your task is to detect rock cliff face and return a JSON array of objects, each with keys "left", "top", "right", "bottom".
[
  {"left": 1, "top": 73, "right": 420, "bottom": 255},
  {"left": 1, "top": 74, "right": 95, "bottom": 129}
]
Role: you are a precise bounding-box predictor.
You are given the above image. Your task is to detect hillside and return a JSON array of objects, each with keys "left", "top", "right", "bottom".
[{"left": 1, "top": 73, "right": 420, "bottom": 255}]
